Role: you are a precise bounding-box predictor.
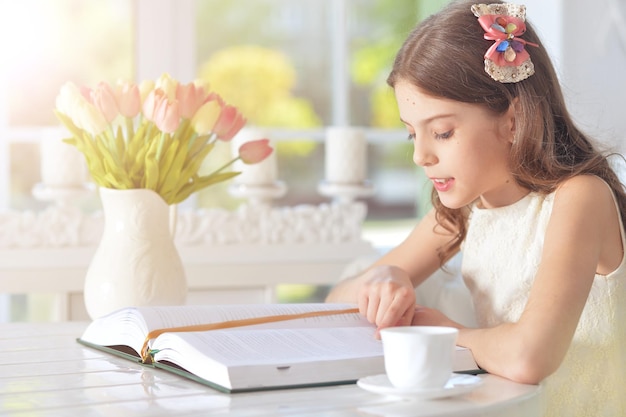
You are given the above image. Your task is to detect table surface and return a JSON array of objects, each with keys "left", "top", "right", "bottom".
[{"left": 0, "top": 321, "right": 542, "bottom": 417}]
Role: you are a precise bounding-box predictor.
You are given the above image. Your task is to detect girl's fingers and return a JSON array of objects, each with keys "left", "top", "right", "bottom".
[
  {"left": 357, "top": 286, "right": 381, "bottom": 325},
  {"left": 377, "top": 292, "right": 415, "bottom": 329},
  {"left": 366, "top": 291, "right": 382, "bottom": 324},
  {"left": 355, "top": 265, "right": 417, "bottom": 328},
  {"left": 396, "top": 303, "right": 416, "bottom": 327},
  {"left": 374, "top": 295, "right": 394, "bottom": 328}
]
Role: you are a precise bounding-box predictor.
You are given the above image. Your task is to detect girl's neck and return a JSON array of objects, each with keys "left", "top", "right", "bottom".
[{"left": 478, "top": 183, "right": 531, "bottom": 209}]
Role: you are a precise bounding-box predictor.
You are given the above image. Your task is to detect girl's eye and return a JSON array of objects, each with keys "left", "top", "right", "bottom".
[
  {"left": 407, "top": 133, "right": 416, "bottom": 141},
  {"left": 434, "top": 130, "right": 453, "bottom": 140}
]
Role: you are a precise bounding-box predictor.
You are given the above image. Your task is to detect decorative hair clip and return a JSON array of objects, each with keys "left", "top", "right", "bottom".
[{"left": 471, "top": 3, "right": 539, "bottom": 83}]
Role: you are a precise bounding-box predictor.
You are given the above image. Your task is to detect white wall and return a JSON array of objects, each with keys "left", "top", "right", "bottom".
[{"left": 525, "top": 0, "right": 626, "bottom": 155}]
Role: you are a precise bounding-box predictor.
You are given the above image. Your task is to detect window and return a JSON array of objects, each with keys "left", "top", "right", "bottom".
[
  {"left": 0, "top": 0, "right": 447, "bottom": 220},
  {"left": 191, "top": 0, "right": 453, "bottom": 218},
  {"left": 0, "top": 0, "right": 133, "bottom": 210}
]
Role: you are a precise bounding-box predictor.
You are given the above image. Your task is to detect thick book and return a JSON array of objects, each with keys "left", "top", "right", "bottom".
[{"left": 77, "top": 303, "right": 480, "bottom": 393}]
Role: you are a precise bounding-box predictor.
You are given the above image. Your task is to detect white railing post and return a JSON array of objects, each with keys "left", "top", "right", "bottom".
[
  {"left": 330, "top": 0, "right": 349, "bottom": 127},
  {"left": 0, "top": 54, "right": 9, "bottom": 211},
  {"left": 135, "top": 0, "right": 197, "bottom": 83}
]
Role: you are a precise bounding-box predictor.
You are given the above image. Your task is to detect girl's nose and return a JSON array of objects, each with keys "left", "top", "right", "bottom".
[{"left": 412, "top": 139, "right": 437, "bottom": 167}]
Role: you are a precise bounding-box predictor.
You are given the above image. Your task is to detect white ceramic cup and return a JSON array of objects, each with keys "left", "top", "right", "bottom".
[{"left": 379, "top": 326, "right": 459, "bottom": 389}]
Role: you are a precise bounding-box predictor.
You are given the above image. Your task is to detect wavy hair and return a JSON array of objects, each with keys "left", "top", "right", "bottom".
[{"left": 387, "top": 0, "right": 626, "bottom": 263}]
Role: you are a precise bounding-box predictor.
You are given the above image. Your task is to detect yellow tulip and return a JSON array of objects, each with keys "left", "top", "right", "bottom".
[
  {"left": 139, "top": 80, "right": 155, "bottom": 104},
  {"left": 76, "top": 101, "right": 108, "bottom": 136},
  {"left": 155, "top": 73, "right": 178, "bottom": 102},
  {"left": 191, "top": 99, "right": 222, "bottom": 136},
  {"left": 55, "top": 82, "right": 82, "bottom": 117}
]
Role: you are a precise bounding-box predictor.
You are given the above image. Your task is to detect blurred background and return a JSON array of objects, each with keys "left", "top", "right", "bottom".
[
  {"left": 0, "top": 0, "right": 624, "bottom": 318},
  {"left": 0, "top": 0, "right": 451, "bottom": 221}
]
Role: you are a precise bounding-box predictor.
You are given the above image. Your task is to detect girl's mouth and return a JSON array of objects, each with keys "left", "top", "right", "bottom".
[{"left": 431, "top": 178, "right": 454, "bottom": 192}]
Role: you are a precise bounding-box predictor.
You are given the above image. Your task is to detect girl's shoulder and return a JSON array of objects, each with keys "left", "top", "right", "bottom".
[
  {"left": 554, "top": 175, "right": 615, "bottom": 206},
  {"left": 552, "top": 175, "right": 625, "bottom": 277},
  {"left": 551, "top": 174, "right": 622, "bottom": 240}
]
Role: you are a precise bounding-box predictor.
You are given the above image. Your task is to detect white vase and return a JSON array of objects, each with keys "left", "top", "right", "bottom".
[{"left": 84, "top": 187, "right": 187, "bottom": 319}]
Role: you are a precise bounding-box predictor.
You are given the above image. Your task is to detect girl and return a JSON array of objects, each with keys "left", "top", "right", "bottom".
[{"left": 325, "top": 1, "right": 626, "bottom": 415}]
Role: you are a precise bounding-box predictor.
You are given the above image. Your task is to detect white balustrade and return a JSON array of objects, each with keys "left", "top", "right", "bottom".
[{"left": 0, "top": 126, "right": 379, "bottom": 321}]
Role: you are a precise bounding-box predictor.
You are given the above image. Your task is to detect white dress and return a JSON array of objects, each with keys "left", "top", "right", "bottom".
[{"left": 462, "top": 189, "right": 626, "bottom": 417}]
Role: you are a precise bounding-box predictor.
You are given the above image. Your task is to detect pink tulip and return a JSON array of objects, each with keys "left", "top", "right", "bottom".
[
  {"left": 156, "top": 100, "right": 180, "bottom": 133},
  {"left": 205, "top": 92, "right": 224, "bottom": 107},
  {"left": 154, "top": 99, "right": 180, "bottom": 134},
  {"left": 238, "top": 139, "right": 273, "bottom": 164},
  {"left": 176, "top": 82, "right": 208, "bottom": 119},
  {"left": 143, "top": 89, "right": 181, "bottom": 133},
  {"left": 115, "top": 82, "right": 141, "bottom": 118},
  {"left": 142, "top": 89, "right": 163, "bottom": 121},
  {"left": 213, "top": 105, "right": 246, "bottom": 141},
  {"left": 79, "top": 85, "right": 93, "bottom": 102},
  {"left": 91, "top": 82, "right": 119, "bottom": 123}
]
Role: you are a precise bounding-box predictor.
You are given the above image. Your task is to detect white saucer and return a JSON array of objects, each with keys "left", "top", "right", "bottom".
[{"left": 357, "top": 373, "right": 483, "bottom": 400}]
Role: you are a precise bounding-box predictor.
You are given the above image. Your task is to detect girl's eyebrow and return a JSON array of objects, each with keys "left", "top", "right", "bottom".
[{"left": 400, "top": 113, "right": 456, "bottom": 126}]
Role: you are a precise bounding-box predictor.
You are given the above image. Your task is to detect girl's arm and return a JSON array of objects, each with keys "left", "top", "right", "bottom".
[
  {"left": 326, "top": 208, "right": 459, "bottom": 329},
  {"left": 420, "top": 175, "right": 623, "bottom": 384}
]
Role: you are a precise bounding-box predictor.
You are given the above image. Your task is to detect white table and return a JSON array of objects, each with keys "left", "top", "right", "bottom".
[{"left": 0, "top": 322, "right": 543, "bottom": 417}]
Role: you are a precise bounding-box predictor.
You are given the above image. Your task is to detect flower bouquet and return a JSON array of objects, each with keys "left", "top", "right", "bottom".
[
  {"left": 53, "top": 73, "right": 274, "bottom": 319},
  {"left": 54, "top": 73, "right": 272, "bottom": 205}
]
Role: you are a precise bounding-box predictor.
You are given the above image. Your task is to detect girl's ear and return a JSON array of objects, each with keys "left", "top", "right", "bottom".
[{"left": 502, "top": 98, "right": 519, "bottom": 144}]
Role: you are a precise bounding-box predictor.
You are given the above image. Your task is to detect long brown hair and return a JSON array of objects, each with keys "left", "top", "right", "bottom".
[{"left": 387, "top": 0, "right": 626, "bottom": 264}]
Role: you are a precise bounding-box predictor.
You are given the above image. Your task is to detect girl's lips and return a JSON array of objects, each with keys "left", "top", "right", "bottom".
[{"left": 431, "top": 178, "right": 454, "bottom": 192}]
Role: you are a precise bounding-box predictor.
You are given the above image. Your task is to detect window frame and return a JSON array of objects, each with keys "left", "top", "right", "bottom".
[
  {"left": 2, "top": 0, "right": 620, "bottom": 210},
  {"left": 0, "top": 0, "right": 409, "bottom": 210}
]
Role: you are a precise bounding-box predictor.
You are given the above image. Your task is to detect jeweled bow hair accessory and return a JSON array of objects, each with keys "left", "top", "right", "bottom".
[{"left": 471, "top": 3, "right": 539, "bottom": 83}]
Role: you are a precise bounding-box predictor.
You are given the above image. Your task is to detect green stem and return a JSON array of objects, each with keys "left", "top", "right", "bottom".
[
  {"left": 156, "top": 131, "right": 168, "bottom": 160},
  {"left": 210, "top": 156, "right": 240, "bottom": 175},
  {"left": 104, "top": 128, "right": 121, "bottom": 164},
  {"left": 125, "top": 117, "right": 135, "bottom": 142}
]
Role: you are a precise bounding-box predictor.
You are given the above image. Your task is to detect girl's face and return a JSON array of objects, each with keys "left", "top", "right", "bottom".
[{"left": 394, "top": 79, "right": 528, "bottom": 209}]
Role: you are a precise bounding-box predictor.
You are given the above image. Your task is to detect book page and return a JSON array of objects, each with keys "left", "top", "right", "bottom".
[
  {"left": 80, "top": 303, "right": 368, "bottom": 356},
  {"left": 153, "top": 326, "right": 382, "bottom": 368},
  {"left": 154, "top": 328, "right": 478, "bottom": 371},
  {"left": 137, "top": 303, "right": 368, "bottom": 332}
]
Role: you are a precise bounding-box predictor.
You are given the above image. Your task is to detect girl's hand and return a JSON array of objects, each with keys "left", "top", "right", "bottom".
[
  {"left": 411, "top": 305, "right": 461, "bottom": 329},
  {"left": 356, "top": 265, "right": 416, "bottom": 331}
]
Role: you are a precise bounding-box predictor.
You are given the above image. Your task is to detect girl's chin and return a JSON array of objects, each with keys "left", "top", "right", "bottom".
[
  {"left": 440, "top": 202, "right": 465, "bottom": 210},
  {"left": 436, "top": 193, "right": 472, "bottom": 210}
]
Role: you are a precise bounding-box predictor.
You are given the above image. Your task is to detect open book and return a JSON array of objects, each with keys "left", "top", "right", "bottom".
[{"left": 78, "top": 303, "right": 480, "bottom": 393}]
